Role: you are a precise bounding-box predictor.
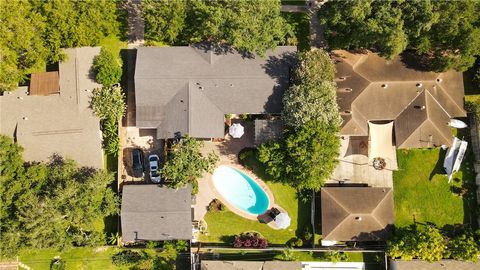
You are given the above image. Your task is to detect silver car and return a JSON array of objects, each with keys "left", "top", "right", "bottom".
[{"left": 148, "top": 154, "right": 161, "bottom": 183}]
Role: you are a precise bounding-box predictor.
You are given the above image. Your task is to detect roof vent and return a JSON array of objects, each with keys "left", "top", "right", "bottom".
[
  {"left": 345, "top": 88, "right": 352, "bottom": 92},
  {"left": 17, "top": 96, "right": 23, "bottom": 100},
  {"left": 416, "top": 83, "right": 423, "bottom": 88},
  {"left": 23, "top": 116, "right": 28, "bottom": 120},
  {"left": 355, "top": 217, "right": 362, "bottom": 221},
  {"left": 381, "top": 84, "right": 388, "bottom": 88},
  {"left": 341, "top": 110, "right": 352, "bottom": 115},
  {"left": 436, "top": 78, "right": 443, "bottom": 83},
  {"left": 339, "top": 77, "right": 346, "bottom": 80},
  {"left": 199, "top": 86, "right": 204, "bottom": 90},
  {"left": 195, "top": 82, "right": 200, "bottom": 86},
  {"left": 414, "top": 105, "right": 426, "bottom": 110},
  {"left": 180, "top": 99, "right": 184, "bottom": 103},
  {"left": 230, "top": 83, "right": 234, "bottom": 87}
]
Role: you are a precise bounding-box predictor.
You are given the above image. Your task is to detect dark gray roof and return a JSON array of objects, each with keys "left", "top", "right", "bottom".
[
  {"left": 392, "top": 259, "right": 480, "bottom": 270},
  {"left": 333, "top": 50, "right": 465, "bottom": 148},
  {"left": 321, "top": 187, "right": 394, "bottom": 241},
  {"left": 254, "top": 119, "right": 284, "bottom": 146},
  {"left": 121, "top": 184, "right": 192, "bottom": 242},
  {"left": 200, "top": 261, "right": 302, "bottom": 270},
  {"left": 135, "top": 46, "right": 297, "bottom": 138}
]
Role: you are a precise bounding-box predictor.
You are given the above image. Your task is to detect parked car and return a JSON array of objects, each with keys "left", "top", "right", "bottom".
[
  {"left": 132, "top": 149, "right": 144, "bottom": 178},
  {"left": 148, "top": 154, "right": 161, "bottom": 183}
]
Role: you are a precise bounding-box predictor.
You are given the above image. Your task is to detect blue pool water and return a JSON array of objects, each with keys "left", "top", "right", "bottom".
[{"left": 212, "top": 166, "right": 269, "bottom": 215}]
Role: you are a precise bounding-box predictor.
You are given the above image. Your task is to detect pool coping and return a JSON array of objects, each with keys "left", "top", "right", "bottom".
[{"left": 207, "top": 164, "right": 277, "bottom": 221}]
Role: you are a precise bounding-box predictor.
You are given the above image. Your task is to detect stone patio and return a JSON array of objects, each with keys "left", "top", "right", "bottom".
[{"left": 327, "top": 136, "right": 395, "bottom": 188}]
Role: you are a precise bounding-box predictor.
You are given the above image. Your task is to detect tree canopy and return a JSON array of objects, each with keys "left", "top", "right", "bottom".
[
  {"left": 142, "top": 0, "right": 187, "bottom": 44},
  {"left": 387, "top": 224, "right": 480, "bottom": 262},
  {"left": 0, "top": 0, "right": 120, "bottom": 91},
  {"left": 143, "top": 0, "right": 290, "bottom": 56},
  {"left": 319, "top": 0, "right": 480, "bottom": 71},
  {"left": 0, "top": 135, "right": 119, "bottom": 258},
  {"left": 258, "top": 121, "right": 340, "bottom": 191},
  {"left": 161, "top": 135, "right": 218, "bottom": 192}
]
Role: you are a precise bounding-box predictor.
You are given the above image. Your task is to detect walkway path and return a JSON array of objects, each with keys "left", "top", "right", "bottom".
[
  {"left": 281, "top": 0, "right": 329, "bottom": 49},
  {"left": 125, "top": 0, "right": 144, "bottom": 48}
]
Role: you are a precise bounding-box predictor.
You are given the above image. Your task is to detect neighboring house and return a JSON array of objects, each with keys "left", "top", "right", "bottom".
[
  {"left": 0, "top": 47, "right": 103, "bottom": 169},
  {"left": 390, "top": 259, "right": 480, "bottom": 270},
  {"left": 201, "top": 261, "right": 302, "bottom": 270},
  {"left": 134, "top": 45, "right": 296, "bottom": 139},
  {"left": 321, "top": 187, "right": 394, "bottom": 244},
  {"left": 334, "top": 50, "right": 466, "bottom": 149},
  {"left": 120, "top": 184, "right": 192, "bottom": 243}
]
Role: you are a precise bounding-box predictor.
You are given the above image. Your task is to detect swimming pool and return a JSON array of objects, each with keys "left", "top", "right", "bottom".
[{"left": 212, "top": 166, "right": 270, "bottom": 215}]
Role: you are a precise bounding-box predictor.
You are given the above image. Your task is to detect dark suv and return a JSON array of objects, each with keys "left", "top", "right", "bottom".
[{"left": 131, "top": 148, "right": 144, "bottom": 178}]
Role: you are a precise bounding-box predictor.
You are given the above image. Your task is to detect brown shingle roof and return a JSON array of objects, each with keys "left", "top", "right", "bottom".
[
  {"left": 321, "top": 187, "right": 394, "bottom": 241},
  {"left": 333, "top": 50, "right": 465, "bottom": 148},
  {"left": 29, "top": 72, "right": 60, "bottom": 96}
]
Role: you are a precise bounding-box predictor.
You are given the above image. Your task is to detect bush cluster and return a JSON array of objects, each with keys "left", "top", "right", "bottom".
[
  {"left": 93, "top": 48, "right": 123, "bottom": 87},
  {"left": 112, "top": 250, "right": 143, "bottom": 266},
  {"left": 207, "top": 198, "right": 226, "bottom": 212},
  {"left": 232, "top": 232, "right": 268, "bottom": 249}
]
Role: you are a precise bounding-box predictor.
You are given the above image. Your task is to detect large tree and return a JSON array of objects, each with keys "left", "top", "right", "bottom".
[
  {"left": 0, "top": 135, "right": 119, "bottom": 258},
  {"left": 187, "top": 0, "right": 290, "bottom": 56},
  {"left": 258, "top": 121, "right": 340, "bottom": 191},
  {"left": 319, "top": 0, "right": 480, "bottom": 71},
  {"left": 387, "top": 225, "right": 446, "bottom": 262},
  {"left": 142, "top": 0, "right": 187, "bottom": 44},
  {"left": 161, "top": 135, "right": 218, "bottom": 192}
]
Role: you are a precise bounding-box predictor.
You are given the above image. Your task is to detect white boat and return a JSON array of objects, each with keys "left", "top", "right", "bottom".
[
  {"left": 443, "top": 137, "right": 468, "bottom": 183},
  {"left": 449, "top": 119, "right": 468, "bottom": 129}
]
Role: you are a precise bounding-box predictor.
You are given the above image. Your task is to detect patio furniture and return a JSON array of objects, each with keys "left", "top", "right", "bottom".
[
  {"left": 274, "top": 212, "right": 291, "bottom": 229},
  {"left": 269, "top": 207, "right": 281, "bottom": 219},
  {"left": 229, "top": 123, "right": 245, "bottom": 138}
]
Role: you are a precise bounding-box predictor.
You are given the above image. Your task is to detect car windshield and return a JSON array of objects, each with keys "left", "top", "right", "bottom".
[{"left": 149, "top": 157, "right": 157, "bottom": 162}]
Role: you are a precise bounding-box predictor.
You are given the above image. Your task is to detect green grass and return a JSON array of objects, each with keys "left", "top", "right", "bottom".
[
  {"left": 99, "top": 35, "right": 128, "bottom": 57},
  {"left": 393, "top": 144, "right": 477, "bottom": 228},
  {"left": 17, "top": 247, "right": 183, "bottom": 270},
  {"left": 18, "top": 247, "right": 121, "bottom": 270},
  {"left": 200, "top": 152, "right": 310, "bottom": 245},
  {"left": 282, "top": 12, "right": 310, "bottom": 52}
]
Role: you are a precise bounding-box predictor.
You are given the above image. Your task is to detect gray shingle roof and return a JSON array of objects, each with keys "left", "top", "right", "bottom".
[
  {"left": 134, "top": 45, "right": 296, "bottom": 138},
  {"left": 321, "top": 187, "right": 394, "bottom": 241},
  {"left": 121, "top": 184, "right": 192, "bottom": 242},
  {"left": 200, "top": 261, "right": 302, "bottom": 270},
  {"left": 333, "top": 50, "right": 465, "bottom": 148}
]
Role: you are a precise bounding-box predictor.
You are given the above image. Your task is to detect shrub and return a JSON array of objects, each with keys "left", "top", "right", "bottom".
[
  {"left": 208, "top": 198, "right": 226, "bottom": 212},
  {"left": 322, "top": 251, "right": 348, "bottom": 262},
  {"left": 232, "top": 232, "right": 268, "bottom": 249},
  {"left": 93, "top": 47, "right": 122, "bottom": 87},
  {"left": 112, "top": 250, "right": 143, "bottom": 266},
  {"left": 294, "top": 238, "right": 303, "bottom": 247},
  {"left": 238, "top": 148, "right": 256, "bottom": 166},
  {"left": 303, "top": 225, "right": 313, "bottom": 241},
  {"left": 50, "top": 257, "right": 65, "bottom": 270}
]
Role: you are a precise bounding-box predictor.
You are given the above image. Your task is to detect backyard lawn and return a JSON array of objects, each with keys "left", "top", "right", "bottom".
[
  {"left": 18, "top": 247, "right": 183, "bottom": 270},
  {"left": 282, "top": 12, "right": 310, "bottom": 52},
  {"left": 393, "top": 146, "right": 477, "bottom": 228},
  {"left": 200, "top": 151, "right": 310, "bottom": 245}
]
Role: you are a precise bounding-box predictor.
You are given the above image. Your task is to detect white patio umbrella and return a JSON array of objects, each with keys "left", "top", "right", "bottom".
[
  {"left": 274, "top": 212, "right": 291, "bottom": 229},
  {"left": 229, "top": 123, "right": 245, "bottom": 138}
]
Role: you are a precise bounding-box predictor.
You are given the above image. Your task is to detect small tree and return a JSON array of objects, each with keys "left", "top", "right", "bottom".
[
  {"left": 161, "top": 135, "right": 218, "bottom": 191},
  {"left": 142, "top": 0, "right": 187, "bottom": 44},
  {"left": 293, "top": 49, "right": 336, "bottom": 84},
  {"left": 93, "top": 48, "right": 122, "bottom": 87},
  {"left": 258, "top": 121, "right": 340, "bottom": 191},
  {"left": 90, "top": 85, "right": 126, "bottom": 121}
]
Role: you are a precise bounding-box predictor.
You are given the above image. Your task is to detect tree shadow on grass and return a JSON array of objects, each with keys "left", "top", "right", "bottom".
[{"left": 428, "top": 148, "right": 446, "bottom": 181}]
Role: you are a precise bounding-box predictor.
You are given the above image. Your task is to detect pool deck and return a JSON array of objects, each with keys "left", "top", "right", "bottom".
[{"left": 195, "top": 119, "right": 287, "bottom": 230}]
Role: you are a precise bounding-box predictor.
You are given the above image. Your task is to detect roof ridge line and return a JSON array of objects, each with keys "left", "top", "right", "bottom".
[
  {"left": 426, "top": 118, "right": 452, "bottom": 145},
  {"left": 393, "top": 89, "right": 425, "bottom": 120},
  {"left": 370, "top": 188, "right": 392, "bottom": 224},
  {"left": 322, "top": 189, "right": 351, "bottom": 239},
  {"left": 434, "top": 82, "right": 466, "bottom": 116},
  {"left": 425, "top": 89, "right": 452, "bottom": 118}
]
